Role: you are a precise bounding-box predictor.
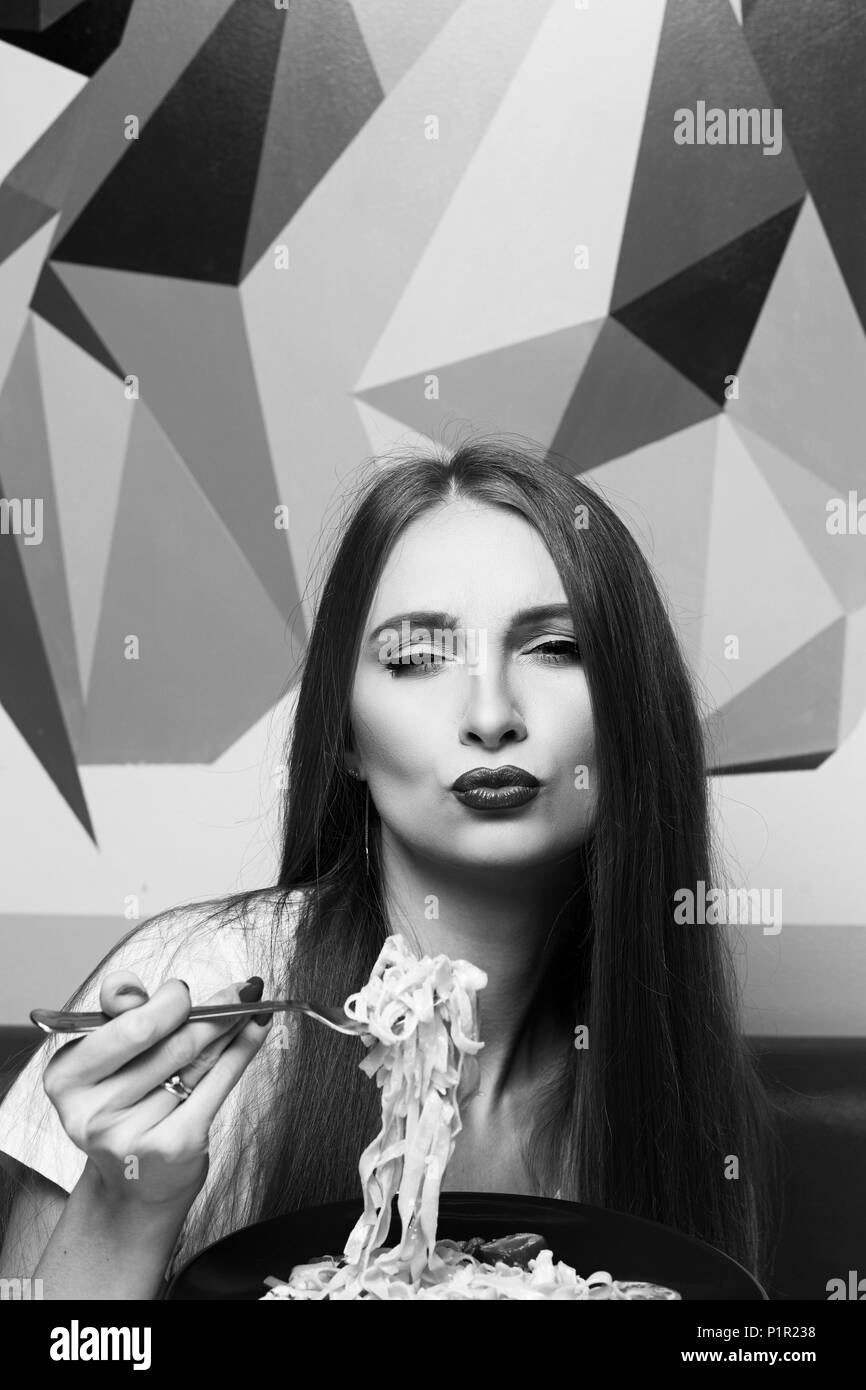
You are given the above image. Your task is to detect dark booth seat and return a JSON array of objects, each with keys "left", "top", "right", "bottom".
[
  {"left": 747, "top": 1037, "right": 866, "bottom": 1301},
  {"left": 0, "top": 1027, "right": 862, "bottom": 1301}
]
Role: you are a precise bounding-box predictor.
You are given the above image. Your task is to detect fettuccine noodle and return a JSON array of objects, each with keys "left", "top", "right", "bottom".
[{"left": 261, "top": 933, "right": 680, "bottom": 1300}]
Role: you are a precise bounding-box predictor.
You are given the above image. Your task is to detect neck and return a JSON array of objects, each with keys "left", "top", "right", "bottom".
[{"left": 378, "top": 829, "right": 584, "bottom": 1110}]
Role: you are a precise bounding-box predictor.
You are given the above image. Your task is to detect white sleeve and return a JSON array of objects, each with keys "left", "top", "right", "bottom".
[{"left": 0, "top": 899, "right": 259, "bottom": 1195}]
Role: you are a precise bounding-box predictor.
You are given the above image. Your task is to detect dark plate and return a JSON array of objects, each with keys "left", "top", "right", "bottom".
[{"left": 166, "top": 1191, "right": 767, "bottom": 1300}]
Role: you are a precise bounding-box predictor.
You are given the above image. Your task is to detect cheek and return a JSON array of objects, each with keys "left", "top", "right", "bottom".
[
  {"left": 535, "top": 679, "right": 595, "bottom": 756},
  {"left": 351, "top": 680, "right": 437, "bottom": 778},
  {"left": 541, "top": 691, "right": 596, "bottom": 814}
]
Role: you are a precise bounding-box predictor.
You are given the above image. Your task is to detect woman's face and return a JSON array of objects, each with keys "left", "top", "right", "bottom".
[{"left": 347, "top": 500, "right": 597, "bottom": 871}]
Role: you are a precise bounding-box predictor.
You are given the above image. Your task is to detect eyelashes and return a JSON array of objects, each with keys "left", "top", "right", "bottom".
[
  {"left": 385, "top": 654, "right": 448, "bottom": 677},
  {"left": 529, "top": 639, "right": 581, "bottom": 665},
  {"left": 384, "top": 639, "right": 581, "bottom": 678}
]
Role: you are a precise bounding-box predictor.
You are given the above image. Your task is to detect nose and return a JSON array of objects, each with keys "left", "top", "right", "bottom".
[{"left": 457, "top": 658, "right": 527, "bottom": 750}]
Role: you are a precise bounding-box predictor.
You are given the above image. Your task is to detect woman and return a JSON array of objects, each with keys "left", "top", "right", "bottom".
[{"left": 0, "top": 434, "right": 780, "bottom": 1298}]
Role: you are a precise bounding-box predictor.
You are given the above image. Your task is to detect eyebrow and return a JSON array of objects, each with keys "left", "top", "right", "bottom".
[{"left": 365, "top": 604, "right": 574, "bottom": 649}]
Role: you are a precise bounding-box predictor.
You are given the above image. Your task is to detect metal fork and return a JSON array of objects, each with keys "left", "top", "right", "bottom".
[{"left": 30, "top": 1000, "right": 370, "bottom": 1037}]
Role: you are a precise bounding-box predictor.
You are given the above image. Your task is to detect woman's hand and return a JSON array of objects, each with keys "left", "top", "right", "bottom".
[{"left": 42, "top": 969, "right": 272, "bottom": 1219}]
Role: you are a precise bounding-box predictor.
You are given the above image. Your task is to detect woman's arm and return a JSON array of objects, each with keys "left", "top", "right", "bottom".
[
  {"left": 0, "top": 1154, "right": 184, "bottom": 1300},
  {"left": 35, "top": 1160, "right": 188, "bottom": 1300}
]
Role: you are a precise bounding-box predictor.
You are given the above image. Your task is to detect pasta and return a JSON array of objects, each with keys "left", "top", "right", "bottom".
[{"left": 260, "top": 933, "right": 680, "bottom": 1301}]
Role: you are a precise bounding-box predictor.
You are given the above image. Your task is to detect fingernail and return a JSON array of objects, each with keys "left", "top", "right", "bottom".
[
  {"left": 252, "top": 1011, "right": 271, "bottom": 1027},
  {"left": 117, "top": 985, "right": 148, "bottom": 999},
  {"left": 239, "top": 977, "right": 264, "bottom": 1003},
  {"left": 178, "top": 980, "right": 190, "bottom": 993}
]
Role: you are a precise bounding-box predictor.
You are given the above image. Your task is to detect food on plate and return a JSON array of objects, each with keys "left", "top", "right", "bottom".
[{"left": 260, "top": 934, "right": 681, "bottom": 1301}]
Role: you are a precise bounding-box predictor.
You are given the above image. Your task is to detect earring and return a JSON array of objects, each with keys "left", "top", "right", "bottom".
[
  {"left": 363, "top": 784, "right": 370, "bottom": 874},
  {"left": 347, "top": 768, "right": 370, "bottom": 873}
]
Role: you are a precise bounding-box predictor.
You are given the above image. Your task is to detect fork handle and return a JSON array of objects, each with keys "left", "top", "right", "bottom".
[{"left": 30, "top": 1001, "right": 293, "bottom": 1034}]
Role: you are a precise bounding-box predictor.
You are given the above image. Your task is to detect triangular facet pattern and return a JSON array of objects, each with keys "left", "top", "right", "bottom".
[
  {"left": 0, "top": 212, "right": 57, "bottom": 396},
  {"left": 612, "top": 0, "right": 805, "bottom": 309},
  {"left": 0, "top": 318, "right": 84, "bottom": 745},
  {"left": 355, "top": 322, "right": 604, "bottom": 452},
  {"left": 553, "top": 318, "right": 718, "bottom": 473},
  {"left": 241, "top": 0, "right": 561, "bottom": 611},
  {"left": 0, "top": 0, "right": 865, "bottom": 847},
  {"left": 30, "top": 260, "right": 123, "bottom": 377},
  {"left": 349, "top": 0, "right": 465, "bottom": 94},
  {"left": 81, "top": 404, "right": 303, "bottom": 763},
  {"left": 33, "top": 315, "right": 132, "bottom": 700},
  {"left": 52, "top": 261, "right": 300, "bottom": 621},
  {"left": 357, "top": 0, "right": 665, "bottom": 387},
  {"left": 0, "top": 182, "right": 55, "bottom": 262},
  {"left": 728, "top": 198, "right": 866, "bottom": 492},
  {"left": 732, "top": 420, "right": 866, "bottom": 613},
  {"left": 613, "top": 201, "right": 803, "bottom": 404},
  {"left": 240, "top": 0, "right": 385, "bottom": 278},
  {"left": 0, "top": 1, "right": 131, "bottom": 78},
  {"left": 588, "top": 417, "right": 718, "bottom": 671},
  {"left": 704, "top": 618, "right": 846, "bottom": 774},
  {"left": 699, "top": 418, "right": 842, "bottom": 713},
  {"left": 0, "top": 490, "right": 95, "bottom": 839},
  {"left": 52, "top": 1, "right": 286, "bottom": 282},
  {"left": 7, "top": 0, "right": 236, "bottom": 247},
  {"left": 743, "top": 0, "right": 866, "bottom": 334}
]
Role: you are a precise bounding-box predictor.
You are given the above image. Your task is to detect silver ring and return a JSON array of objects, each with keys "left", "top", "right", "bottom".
[{"left": 162, "top": 1073, "right": 193, "bottom": 1101}]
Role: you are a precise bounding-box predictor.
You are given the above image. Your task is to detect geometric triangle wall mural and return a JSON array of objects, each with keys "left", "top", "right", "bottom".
[{"left": 1, "top": 0, "right": 865, "bottom": 843}]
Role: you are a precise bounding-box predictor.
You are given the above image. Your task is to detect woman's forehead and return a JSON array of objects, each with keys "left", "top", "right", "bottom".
[{"left": 373, "top": 503, "right": 564, "bottom": 607}]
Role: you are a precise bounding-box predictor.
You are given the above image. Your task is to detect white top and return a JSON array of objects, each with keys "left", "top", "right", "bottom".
[{"left": 0, "top": 887, "right": 305, "bottom": 1282}]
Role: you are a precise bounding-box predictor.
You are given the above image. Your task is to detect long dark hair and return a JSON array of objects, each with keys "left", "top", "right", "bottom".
[
  {"left": 207, "top": 431, "right": 779, "bottom": 1279},
  {"left": 1, "top": 433, "right": 781, "bottom": 1286}
]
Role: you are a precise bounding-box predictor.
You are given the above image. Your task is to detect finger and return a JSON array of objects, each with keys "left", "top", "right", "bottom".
[
  {"left": 154, "top": 1013, "right": 273, "bottom": 1139},
  {"left": 44, "top": 979, "right": 193, "bottom": 1090},
  {"left": 177, "top": 1013, "right": 250, "bottom": 1087},
  {"left": 44, "top": 971, "right": 152, "bottom": 1072},
  {"left": 94, "top": 977, "right": 264, "bottom": 1110},
  {"left": 45, "top": 1034, "right": 87, "bottom": 1066},
  {"left": 128, "top": 1011, "right": 252, "bottom": 1130},
  {"left": 99, "top": 969, "right": 151, "bottom": 1018}
]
